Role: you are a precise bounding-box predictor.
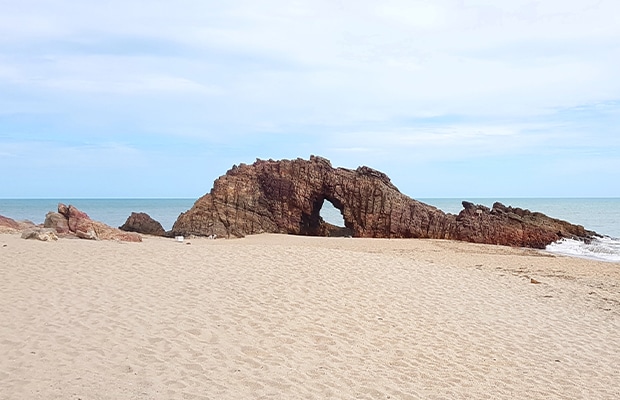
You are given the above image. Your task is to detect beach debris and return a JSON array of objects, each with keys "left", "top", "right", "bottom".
[
  {"left": 21, "top": 228, "right": 58, "bottom": 241},
  {"left": 530, "top": 278, "right": 542, "bottom": 284},
  {"left": 169, "top": 156, "right": 596, "bottom": 248},
  {"left": 119, "top": 212, "right": 166, "bottom": 236}
]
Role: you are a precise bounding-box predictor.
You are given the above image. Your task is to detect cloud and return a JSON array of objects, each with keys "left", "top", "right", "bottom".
[{"left": 1, "top": 1, "right": 619, "bottom": 197}]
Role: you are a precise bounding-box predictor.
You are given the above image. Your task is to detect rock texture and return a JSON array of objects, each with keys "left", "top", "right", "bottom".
[
  {"left": 21, "top": 228, "right": 59, "bottom": 241},
  {"left": 452, "top": 201, "right": 593, "bottom": 248},
  {"left": 119, "top": 212, "right": 166, "bottom": 236},
  {"left": 0, "top": 215, "right": 21, "bottom": 232},
  {"left": 44, "top": 204, "right": 142, "bottom": 242},
  {"left": 0, "top": 215, "right": 36, "bottom": 233},
  {"left": 171, "top": 156, "right": 595, "bottom": 248}
]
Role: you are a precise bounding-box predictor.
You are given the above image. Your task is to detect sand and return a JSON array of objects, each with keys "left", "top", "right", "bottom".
[{"left": 1, "top": 233, "right": 619, "bottom": 399}]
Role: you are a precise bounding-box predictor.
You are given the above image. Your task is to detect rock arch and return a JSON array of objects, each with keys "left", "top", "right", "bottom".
[
  {"left": 171, "top": 156, "right": 595, "bottom": 248},
  {"left": 172, "top": 155, "right": 447, "bottom": 239}
]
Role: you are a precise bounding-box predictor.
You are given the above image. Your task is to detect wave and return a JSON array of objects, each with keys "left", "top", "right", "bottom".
[{"left": 546, "top": 236, "right": 620, "bottom": 263}]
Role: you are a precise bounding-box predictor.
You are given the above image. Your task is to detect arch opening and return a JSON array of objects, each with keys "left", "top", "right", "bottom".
[
  {"left": 320, "top": 199, "right": 345, "bottom": 227},
  {"left": 299, "top": 197, "right": 353, "bottom": 237}
]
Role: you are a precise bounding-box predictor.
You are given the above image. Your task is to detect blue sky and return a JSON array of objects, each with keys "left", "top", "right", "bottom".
[{"left": 1, "top": 0, "right": 619, "bottom": 198}]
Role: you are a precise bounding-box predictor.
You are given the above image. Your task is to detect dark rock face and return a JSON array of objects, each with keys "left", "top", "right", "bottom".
[
  {"left": 119, "top": 212, "right": 166, "bottom": 236},
  {"left": 452, "top": 201, "right": 594, "bottom": 248},
  {"left": 171, "top": 156, "right": 596, "bottom": 248},
  {"left": 172, "top": 156, "right": 454, "bottom": 240},
  {"left": 44, "top": 204, "right": 142, "bottom": 242}
]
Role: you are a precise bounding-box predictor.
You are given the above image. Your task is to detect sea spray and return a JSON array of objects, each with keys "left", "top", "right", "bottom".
[{"left": 546, "top": 237, "right": 620, "bottom": 263}]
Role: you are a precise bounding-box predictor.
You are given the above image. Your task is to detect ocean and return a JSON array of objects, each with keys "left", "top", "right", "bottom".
[
  {"left": 1, "top": 198, "right": 619, "bottom": 262},
  {"left": 0, "top": 199, "right": 197, "bottom": 233}
]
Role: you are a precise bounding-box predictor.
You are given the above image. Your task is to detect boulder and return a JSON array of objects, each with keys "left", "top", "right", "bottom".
[
  {"left": 119, "top": 212, "right": 166, "bottom": 236},
  {"left": 52, "top": 203, "right": 142, "bottom": 242},
  {"left": 21, "top": 228, "right": 59, "bottom": 241},
  {"left": 44, "top": 212, "right": 70, "bottom": 234},
  {"left": 170, "top": 156, "right": 596, "bottom": 248}
]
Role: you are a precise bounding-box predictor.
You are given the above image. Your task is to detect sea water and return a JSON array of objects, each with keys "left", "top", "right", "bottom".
[
  {"left": 1, "top": 198, "right": 619, "bottom": 262},
  {"left": 0, "top": 199, "right": 196, "bottom": 232}
]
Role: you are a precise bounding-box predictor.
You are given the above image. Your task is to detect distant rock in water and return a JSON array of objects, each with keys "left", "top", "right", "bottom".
[
  {"left": 43, "top": 203, "right": 142, "bottom": 242},
  {"left": 170, "top": 156, "right": 596, "bottom": 248},
  {"left": 119, "top": 212, "right": 166, "bottom": 236}
]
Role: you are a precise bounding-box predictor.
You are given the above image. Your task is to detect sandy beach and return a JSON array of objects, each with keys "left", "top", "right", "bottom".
[{"left": 1, "top": 233, "right": 619, "bottom": 399}]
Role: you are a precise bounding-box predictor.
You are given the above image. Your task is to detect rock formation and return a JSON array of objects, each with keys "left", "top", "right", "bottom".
[
  {"left": 44, "top": 204, "right": 142, "bottom": 242},
  {"left": 451, "top": 201, "right": 593, "bottom": 248},
  {"left": 1, "top": 215, "right": 22, "bottom": 233},
  {"left": 0, "top": 215, "right": 36, "bottom": 233},
  {"left": 171, "top": 156, "right": 595, "bottom": 248},
  {"left": 119, "top": 212, "right": 166, "bottom": 236}
]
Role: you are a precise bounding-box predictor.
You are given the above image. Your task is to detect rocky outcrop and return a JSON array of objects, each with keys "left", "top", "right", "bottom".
[
  {"left": 0, "top": 215, "right": 36, "bottom": 233},
  {"left": 1, "top": 215, "right": 21, "bottom": 232},
  {"left": 452, "top": 201, "right": 594, "bottom": 248},
  {"left": 119, "top": 212, "right": 166, "bottom": 236},
  {"left": 172, "top": 156, "right": 453, "bottom": 239},
  {"left": 44, "top": 204, "right": 142, "bottom": 242},
  {"left": 171, "top": 156, "right": 596, "bottom": 248}
]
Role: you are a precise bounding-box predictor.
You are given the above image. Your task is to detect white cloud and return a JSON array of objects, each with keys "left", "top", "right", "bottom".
[
  {"left": 377, "top": 1, "right": 447, "bottom": 30},
  {"left": 0, "top": 1, "right": 619, "bottom": 197},
  {"left": 2, "top": 1, "right": 618, "bottom": 116}
]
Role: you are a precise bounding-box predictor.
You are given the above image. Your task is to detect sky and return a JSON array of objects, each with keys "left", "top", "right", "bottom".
[{"left": 1, "top": 0, "right": 619, "bottom": 199}]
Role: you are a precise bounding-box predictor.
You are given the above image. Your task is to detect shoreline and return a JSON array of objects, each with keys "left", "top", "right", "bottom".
[{"left": 1, "top": 233, "right": 619, "bottom": 399}]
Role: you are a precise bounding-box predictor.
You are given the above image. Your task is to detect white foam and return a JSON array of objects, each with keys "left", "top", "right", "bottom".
[{"left": 546, "top": 237, "right": 620, "bottom": 263}]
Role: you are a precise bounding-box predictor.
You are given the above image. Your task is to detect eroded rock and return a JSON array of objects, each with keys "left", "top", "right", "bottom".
[
  {"left": 1, "top": 215, "right": 36, "bottom": 233},
  {"left": 170, "top": 156, "right": 596, "bottom": 248},
  {"left": 119, "top": 212, "right": 166, "bottom": 236},
  {"left": 52, "top": 204, "right": 142, "bottom": 242}
]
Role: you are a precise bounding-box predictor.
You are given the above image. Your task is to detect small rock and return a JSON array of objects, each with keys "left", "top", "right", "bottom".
[
  {"left": 76, "top": 229, "right": 98, "bottom": 240},
  {"left": 21, "top": 228, "right": 59, "bottom": 241}
]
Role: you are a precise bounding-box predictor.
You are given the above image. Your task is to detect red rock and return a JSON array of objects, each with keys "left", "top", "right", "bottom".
[
  {"left": 0, "top": 215, "right": 20, "bottom": 231},
  {"left": 52, "top": 203, "right": 142, "bottom": 242},
  {"left": 170, "top": 156, "right": 596, "bottom": 248},
  {"left": 0, "top": 215, "right": 36, "bottom": 233}
]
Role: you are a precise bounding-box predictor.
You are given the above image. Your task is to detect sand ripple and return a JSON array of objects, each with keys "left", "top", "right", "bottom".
[{"left": 1, "top": 233, "right": 619, "bottom": 399}]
